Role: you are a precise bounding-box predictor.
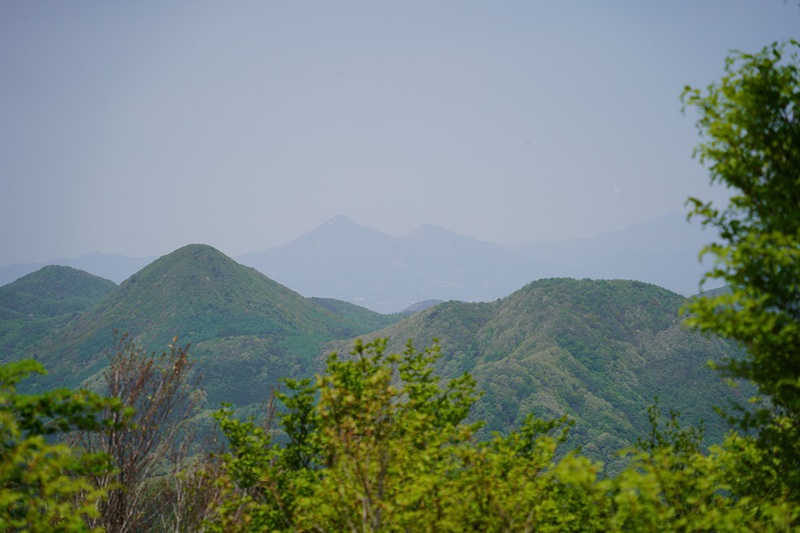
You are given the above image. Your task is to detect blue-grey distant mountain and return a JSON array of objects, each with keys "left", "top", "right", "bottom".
[
  {"left": 506, "top": 211, "right": 717, "bottom": 296},
  {"left": 238, "top": 212, "right": 716, "bottom": 312},
  {"left": 237, "top": 215, "right": 562, "bottom": 313},
  {"left": 2, "top": 211, "right": 717, "bottom": 311},
  {"left": 0, "top": 253, "right": 154, "bottom": 287}
]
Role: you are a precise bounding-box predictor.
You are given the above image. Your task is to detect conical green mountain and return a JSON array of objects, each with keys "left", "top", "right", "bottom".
[
  {"left": 21, "top": 244, "right": 396, "bottom": 402},
  {"left": 0, "top": 265, "right": 116, "bottom": 356},
  {"left": 335, "top": 278, "right": 748, "bottom": 472}
]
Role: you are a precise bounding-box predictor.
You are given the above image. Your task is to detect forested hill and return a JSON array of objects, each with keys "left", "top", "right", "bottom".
[
  {"left": 331, "top": 278, "right": 748, "bottom": 470},
  {"left": 14, "top": 244, "right": 401, "bottom": 401},
  {"left": 0, "top": 265, "right": 116, "bottom": 356},
  {"left": 2, "top": 247, "right": 747, "bottom": 472}
]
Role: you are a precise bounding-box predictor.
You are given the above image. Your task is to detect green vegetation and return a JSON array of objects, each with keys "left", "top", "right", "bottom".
[
  {"left": 682, "top": 40, "right": 800, "bottom": 496},
  {"left": 210, "top": 338, "right": 611, "bottom": 531},
  {"left": 0, "top": 266, "right": 116, "bottom": 357},
  {"left": 3, "top": 255, "right": 750, "bottom": 473},
  {"left": 0, "top": 359, "right": 120, "bottom": 531},
  {"left": 2, "top": 37, "right": 799, "bottom": 531},
  {"left": 2, "top": 331, "right": 791, "bottom": 531},
  {"left": 208, "top": 338, "right": 796, "bottom": 531},
  {"left": 8, "top": 245, "right": 397, "bottom": 394},
  {"left": 348, "top": 279, "right": 746, "bottom": 472},
  {"left": 309, "top": 297, "right": 404, "bottom": 332},
  {"left": 210, "top": 339, "right": 480, "bottom": 531}
]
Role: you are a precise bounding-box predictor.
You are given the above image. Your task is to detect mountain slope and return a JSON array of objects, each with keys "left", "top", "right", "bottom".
[
  {"left": 3, "top": 250, "right": 746, "bottom": 473},
  {"left": 16, "top": 245, "right": 389, "bottom": 401},
  {"left": 309, "top": 297, "right": 403, "bottom": 332},
  {"left": 330, "top": 278, "right": 747, "bottom": 472},
  {"left": 0, "top": 266, "right": 116, "bottom": 356}
]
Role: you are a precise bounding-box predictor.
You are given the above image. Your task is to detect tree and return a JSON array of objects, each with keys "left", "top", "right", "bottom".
[
  {"left": 682, "top": 39, "right": 800, "bottom": 494},
  {"left": 0, "top": 359, "right": 120, "bottom": 531},
  {"left": 210, "top": 339, "right": 618, "bottom": 531},
  {"left": 72, "top": 333, "right": 202, "bottom": 533},
  {"left": 299, "top": 338, "right": 483, "bottom": 531},
  {"left": 210, "top": 338, "right": 485, "bottom": 531},
  {"left": 609, "top": 411, "right": 797, "bottom": 531},
  {"left": 206, "top": 334, "right": 800, "bottom": 531}
]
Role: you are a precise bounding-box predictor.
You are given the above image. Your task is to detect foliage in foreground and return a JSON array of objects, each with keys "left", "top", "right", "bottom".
[
  {"left": 70, "top": 333, "right": 203, "bottom": 533},
  {"left": 682, "top": 39, "right": 800, "bottom": 497},
  {"left": 208, "top": 338, "right": 798, "bottom": 532},
  {"left": 0, "top": 359, "right": 120, "bottom": 532},
  {"left": 2, "top": 337, "right": 798, "bottom": 532}
]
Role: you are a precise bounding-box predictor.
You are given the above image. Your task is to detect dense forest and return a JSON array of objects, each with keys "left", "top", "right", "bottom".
[{"left": 1, "top": 39, "right": 799, "bottom": 532}]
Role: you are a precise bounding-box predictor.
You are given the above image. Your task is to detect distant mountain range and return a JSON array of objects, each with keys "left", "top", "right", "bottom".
[
  {"left": 0, "top": 211, "right": 717, "bottom": 312},
  {"left": 237, "top": 215, "right": 563, "bottom": 313},
  {"left": 0, "top": 244, "right": 746, "bottom": 471},
  {"left": 238, "top": 211, "right": 716, "bottom": 312},
  {"left": 507, "top": 211, "right": 715, "bottom": 297}
]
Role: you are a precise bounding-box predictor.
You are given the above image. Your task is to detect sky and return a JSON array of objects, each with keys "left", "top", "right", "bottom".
[{"left": 1, "top": 1, "right": 797, "bottom": 265}]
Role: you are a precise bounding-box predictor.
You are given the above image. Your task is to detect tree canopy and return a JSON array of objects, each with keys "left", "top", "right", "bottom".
[
  {"left": 682, "top": 39, "right": 800, "bottom": 494},
  {"left": 0, "top": 359, "right": 120, "bottom": 531}
]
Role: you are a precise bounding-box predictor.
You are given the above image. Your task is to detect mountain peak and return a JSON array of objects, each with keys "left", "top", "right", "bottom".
[
  {"left": 325, "top": 214, "right": 356, "bottom": 226},
  {"left": 294, "top": 215, "right": 392, "bottom": 247},
  {"left": 122, "top": 244, "right": 246, "bottom": 293},
  {"left": 166, "top": 243, "right": 226, "bottom": 258}
]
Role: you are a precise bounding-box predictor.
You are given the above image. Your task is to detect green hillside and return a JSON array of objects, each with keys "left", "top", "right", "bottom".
[
  {"left": 309, "top": 297, "right": 403, "bottom": 332},
  {"left": 0, "top": 265, "right": 116, "bottom": 356},
  {"left": 15, "top": 245, "right": 388, "bottom": 400},
  {"left": 332, "top": 278, "right": 748, "bottom": 471},
  {"left": 4, "top": 251, "right": 747, "bottom": 472}
]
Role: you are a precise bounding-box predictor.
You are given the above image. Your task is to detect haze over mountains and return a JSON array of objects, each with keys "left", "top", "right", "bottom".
[
  {"left": 237, "top": 215, "right": 561, "bottom": 313},
  {"left": 1, "top": 210, "right": 716, "bottom": 312},
  {"left": 239, "top": 210, "right": 716, "bottom": 312}
]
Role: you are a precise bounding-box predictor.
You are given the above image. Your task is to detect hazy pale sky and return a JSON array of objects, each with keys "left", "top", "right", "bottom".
[{"left": 1, "top": 1, "right": 797, "bottom": 264}]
